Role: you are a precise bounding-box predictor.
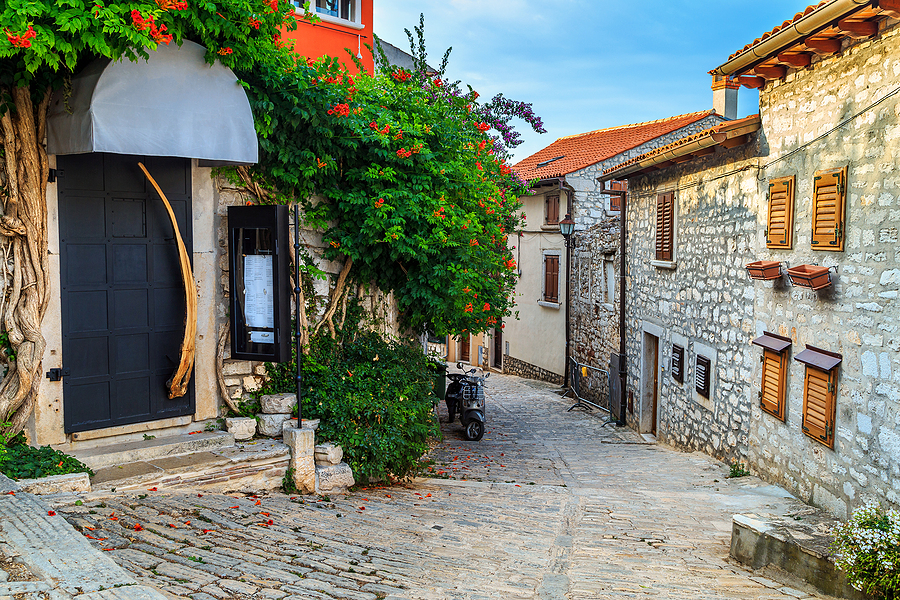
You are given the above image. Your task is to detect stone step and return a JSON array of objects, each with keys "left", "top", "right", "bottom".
[
  {"left": 89, "top": 439, "right": 290, "bottom": 494},
  {"left": 69, "top": 431, "right": 236, "bottom": 470},
  {"left": 730, "top": 511, "right": 866, "bottom": 600}
]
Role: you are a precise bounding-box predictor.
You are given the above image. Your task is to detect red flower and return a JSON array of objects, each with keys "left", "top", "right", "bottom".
[
  {"left": 47, "top": 510, "right": 56, "bottom": 516},
  {"left": 374, "top": 198, "right": 384, "bottom": 208},
  {"left": 248, "top": 17, "right": 261, "bottom": 29},
  {"left": 505, "top": 259, "right": 516, "bottom": 270},
  {"left": 433, "top": 78, "right": 443, "bottom": 87},
  {"left": 500, "top": 164, "right": 512, "bottom": 175},
  {"left": 475, "top": 122, "right": 490, "bottom": 132},
  {"left": 482, "top": 303, "right": 490, "bottom": 312},
  {"left": 218, "top": 47, "right": 233, "bottom": 55},
  {"left": 327, "top": 103, "right": 350, "bottom": 117},
  {"left": 392, "top": 70, "right": 411, "bottom": 82},
  {"left": 5, "top": 24, "right": 37, "bottom": 48},
  {"left": 267, "top": 0, "right": 279, "bottom": 12},
  {"left": 464, "top": 303, "right": 474, "bottom": 313},
  {"left": 134, "top": 524, "right": 144, "bottom": 531},
  {"left": 469, "top": 239, "right": 479, "bottom": 246},
  {"left": 475, "top": 162, "right": 483, "bottom": 170}
]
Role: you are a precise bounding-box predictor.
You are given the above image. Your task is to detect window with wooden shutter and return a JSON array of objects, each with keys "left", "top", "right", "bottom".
[
  {"left": 796, "top": 345, "right": 842, "bottom": 449},
  {"left": 811, "top": 167, "right": 846, "bottom": 251},
  {"left": 767, "top": 176, "right": 794, "bottom": 249},
  {"left": 671, "top": 344, "right": 684, "bottom": 384},
  {"left": 655, "top": 192, "right": 674, "bottom": 261},
  {"left": 752, "top": 332, "right": 791, "bottom": 421},
  {"left": 695, "top": 354, "right": 711, "bottom": 398},
  {"left": 609, "top": 180, "right": 626, "bottom": 212},
  {"left": 545, "top": 194, "right": 560, "bottom": 225},
  {"left": 544, "top": 255, "right": 559, "bottom": 303}
]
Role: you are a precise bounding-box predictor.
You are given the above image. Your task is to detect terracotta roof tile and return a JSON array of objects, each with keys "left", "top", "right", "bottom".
[
  {"left": 727, "top": 1, "right": 827, "bottom": 60},
  {"left": 513, "top": 110, "right": 719, "bottom": 181}
]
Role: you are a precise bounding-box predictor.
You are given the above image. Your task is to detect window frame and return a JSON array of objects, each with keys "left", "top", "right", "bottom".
[
  {"left": 766, "top": 176, "right": 795, "bottom": 249},
  {"left": 540, "top": 250, "right": 562, "bottom": 308},
  {"left": 293, "top": 0, "right": 364, "bottom": 29},
  {"left": 795, "top": 345, "right": 842, "bottom": 449},
  {"left": 544, "top": 194, "right": 560, "bottom": 227},
  {"left": 653, "top": 191, "right": 676, "bottom": 268},
  {"left": 811, "top": 166, "right": 847, "bottom": 252},
  {"left": 751, "top": 332, "right": 791, "bottom": 421}
]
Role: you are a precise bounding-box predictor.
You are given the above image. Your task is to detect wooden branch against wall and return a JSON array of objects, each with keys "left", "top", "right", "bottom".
[{"left": 138, "top": 162, "right": 197, "bottom": 399}]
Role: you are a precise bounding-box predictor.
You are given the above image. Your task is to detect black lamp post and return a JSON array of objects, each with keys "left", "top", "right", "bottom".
[{"left": 558, "top": 214, "right": 575, "bottom": 388}]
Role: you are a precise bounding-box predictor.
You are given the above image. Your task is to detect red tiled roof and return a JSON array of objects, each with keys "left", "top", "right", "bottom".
[
  {"left": 727, "top": 1, "right": 828, "bottom": 60},
  {"left": 513, "top": 110, "right": 719, "bottom": 181}
]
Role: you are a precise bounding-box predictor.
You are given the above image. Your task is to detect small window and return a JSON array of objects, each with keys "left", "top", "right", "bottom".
[
  {"left": 695, "top": 354, "right": 711, "bottom": 398},
  {"left": 655, "top": 192, "right": 674, "bottom": 261},
  {"left": 671, "top": 344, "right": 684, "bottom": 384},
  {"left": 796, "top": 345, "right": 842, "bottom": 449},
  {"left": 609, "top": 180, "right": 626, "bottom": 212},
  {"left": 315, "top": 0, "right": 354, "bottom": 20},
  {"left": 543, "top": 254, "right": 560, "bottom": 303},
  {"left": 767, "top": 176, "right": 794, "bottom": 249},
  {"left": 752, "top": 332, "right": 792, "bottom": 421},
  {"left": 811, "top": 167, "right": 846, "bottom": 251},
  {"left": 545, "top": 194, "right": 560, "bottom": 226}
]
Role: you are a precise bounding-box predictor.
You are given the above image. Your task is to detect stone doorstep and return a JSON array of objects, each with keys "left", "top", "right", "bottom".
[
  {"left": 730, "top": 511, "right": 869, "bottom": 600},
  {"left": 90, "top": 440, "right": 291, "bottom": 492},
  {"left": 68, "top": 431, "right": 237, "bottom": 470}
]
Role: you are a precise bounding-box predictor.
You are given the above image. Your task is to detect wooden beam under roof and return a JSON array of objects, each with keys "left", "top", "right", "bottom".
[
  {"left": 777, "top": 52, "right": 812, "bottom": 68},
  {"left": 754, "top": 65, "right": 788, "bottom": 79},
  {"left": 804, "top": 37, "right": 843, "bottom": 55},
  {"left": 720, "top": 135, "right": 749, "bottom": 149},
  {"left": 739, "top": 76, "right": 765, "bottom": 89},
  {"left": 837, "top": 18, "right": 879, "bottom": 38},
  {"left": 879, "top": 0, "right": 900, "bottom": 20}
]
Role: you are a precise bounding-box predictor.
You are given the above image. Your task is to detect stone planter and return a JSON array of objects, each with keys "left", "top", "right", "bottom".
[
  {"left": 787, "top": 264, "right": 832, "bottom": 290},
  {"left": 745, "top": 260, "right": 782, "bottom": 281}
]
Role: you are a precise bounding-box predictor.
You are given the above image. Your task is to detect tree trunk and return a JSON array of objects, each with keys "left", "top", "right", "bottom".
[{"left": 0, "top": 85, "right": 51, "bottom": 436}]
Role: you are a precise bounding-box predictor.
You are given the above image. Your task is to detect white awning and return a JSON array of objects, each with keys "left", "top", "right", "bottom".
[{"left": 47, "top": 40, "right": 258, "bottom": 165}]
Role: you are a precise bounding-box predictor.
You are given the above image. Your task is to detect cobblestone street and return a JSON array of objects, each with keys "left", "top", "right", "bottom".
[{"left": 54, "top": 373, "right": 821, "bottom": 599}]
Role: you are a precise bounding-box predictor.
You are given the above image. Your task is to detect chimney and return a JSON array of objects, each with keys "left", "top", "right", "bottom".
[{"left": 712, "top": 75, "right": 740, "bottom": 120}]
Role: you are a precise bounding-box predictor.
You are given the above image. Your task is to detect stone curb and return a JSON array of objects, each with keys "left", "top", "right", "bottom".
[{"left": 0, "top": 474, "right": 166, "bottom": 599}]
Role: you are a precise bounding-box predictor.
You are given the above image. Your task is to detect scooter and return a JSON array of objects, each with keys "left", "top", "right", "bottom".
[{"left": 445, "top": 362, "right": 488, "bottom": 441}]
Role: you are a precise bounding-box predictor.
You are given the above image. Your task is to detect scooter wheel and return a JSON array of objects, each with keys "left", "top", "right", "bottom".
[{"left": 464, "top": 420, "right": 484, "bottom": 441}]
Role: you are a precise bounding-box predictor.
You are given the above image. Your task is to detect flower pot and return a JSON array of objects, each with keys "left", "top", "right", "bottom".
[
  {"left": 787, "top": 264, "right": 832, "bottom": 290},
  {"left": 745, "top": 260, "right": 782, "bottom": 281}
]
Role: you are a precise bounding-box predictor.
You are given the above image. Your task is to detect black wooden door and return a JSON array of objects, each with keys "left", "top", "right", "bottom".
[{"left": 58, "top": 153, "right": 195, "bottom": 433}]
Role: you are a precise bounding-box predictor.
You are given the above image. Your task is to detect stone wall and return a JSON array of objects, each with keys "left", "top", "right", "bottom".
[
  {"left": 624, "top": 141, "right": 761, "bottom": 466},
  {"left": 616, "top": 22, "right": 900, "bottom": 519},
  {"left": 503, "top": 355, "right": 564, "bottom": 385},
  {"left": 570, "top": 217, "right": 620, "bottom": 409}
]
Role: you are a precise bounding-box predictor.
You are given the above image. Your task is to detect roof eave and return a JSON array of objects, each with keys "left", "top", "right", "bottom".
[
  {"left": 599, "top": 117, "right": 761, "bottom": 182},
  {"left": 711, "top": 0, "right": 871, "bottom": 77}
]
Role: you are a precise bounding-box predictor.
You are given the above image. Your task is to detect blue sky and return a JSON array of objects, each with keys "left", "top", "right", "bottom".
[{"left": 373, "top": 1, "right": 814, "bottom": 162}]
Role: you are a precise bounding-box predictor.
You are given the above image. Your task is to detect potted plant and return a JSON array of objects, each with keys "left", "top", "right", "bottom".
[
  {"left": 787, "top": 264, "right": 832, "bottom": 290},
  {"left": 745, "top": 260, "right": 783, "bottom": 280}
]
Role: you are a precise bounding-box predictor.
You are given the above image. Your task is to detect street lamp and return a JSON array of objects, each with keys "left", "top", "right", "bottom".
[{"left": 558, "top": 214, "right": 575, "bottom": 388}]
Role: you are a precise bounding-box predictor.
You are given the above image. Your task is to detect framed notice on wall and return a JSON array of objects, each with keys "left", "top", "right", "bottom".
[{"left": 228, "top": 205, "right": 290, "bottom": 362}]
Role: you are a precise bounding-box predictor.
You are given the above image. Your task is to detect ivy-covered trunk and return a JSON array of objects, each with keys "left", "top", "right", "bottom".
[{"left": 0, "top": 85, "right": 51, "bottom": 436}]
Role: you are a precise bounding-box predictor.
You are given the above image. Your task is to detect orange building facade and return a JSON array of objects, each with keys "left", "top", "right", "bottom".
[{"left": 283, "top": 0, "right": 374, "bottom": 74}]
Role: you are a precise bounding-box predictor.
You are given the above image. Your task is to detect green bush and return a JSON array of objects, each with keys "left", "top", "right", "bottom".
[
  {"left": 263, "top": 320, "right": 439, "bottom": 483},
  {"left": 0, "top": 442, "right": 93, "bottom": 480},
  {"left": 832, "top": 502, "right": 900, "bottom": 599}
]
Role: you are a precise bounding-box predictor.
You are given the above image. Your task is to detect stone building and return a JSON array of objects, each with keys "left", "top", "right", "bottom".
[
  {"left": 599, "top": 0, "right": 900, "bottom": 518},
  {"left": 506, "top": 112, "right": 727, "bottom": 385}
]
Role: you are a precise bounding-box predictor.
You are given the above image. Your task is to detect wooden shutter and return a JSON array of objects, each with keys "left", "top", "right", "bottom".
[
  {"left": 767, "top": 176, "right": 794, "bottom": 249},
  {"left": 802, "top": 366, "right": 836, "bottom": 448},
  {"left": 760, "top": 349, "right": 787, "bottom": 420},
  {"left": 811, "top": 167, "right": 846, "bottom": 251},
  {"left": 695, "top": 355, "right": 711, "bottom": 397},
  {"left": 671, "top": 344, "right": 684, "bottom": 384},
  {"left": 546, "top": 195, "right": 560, "bottom": 225},
  {"left": 609, "top": 180, "right": 626, "bottom": 212},
  {"left": 544, "top": 255, "right": 559, "bottom": 303},
  {"left": 655, "top": 192, "right": 674, "bottom": 261}
]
